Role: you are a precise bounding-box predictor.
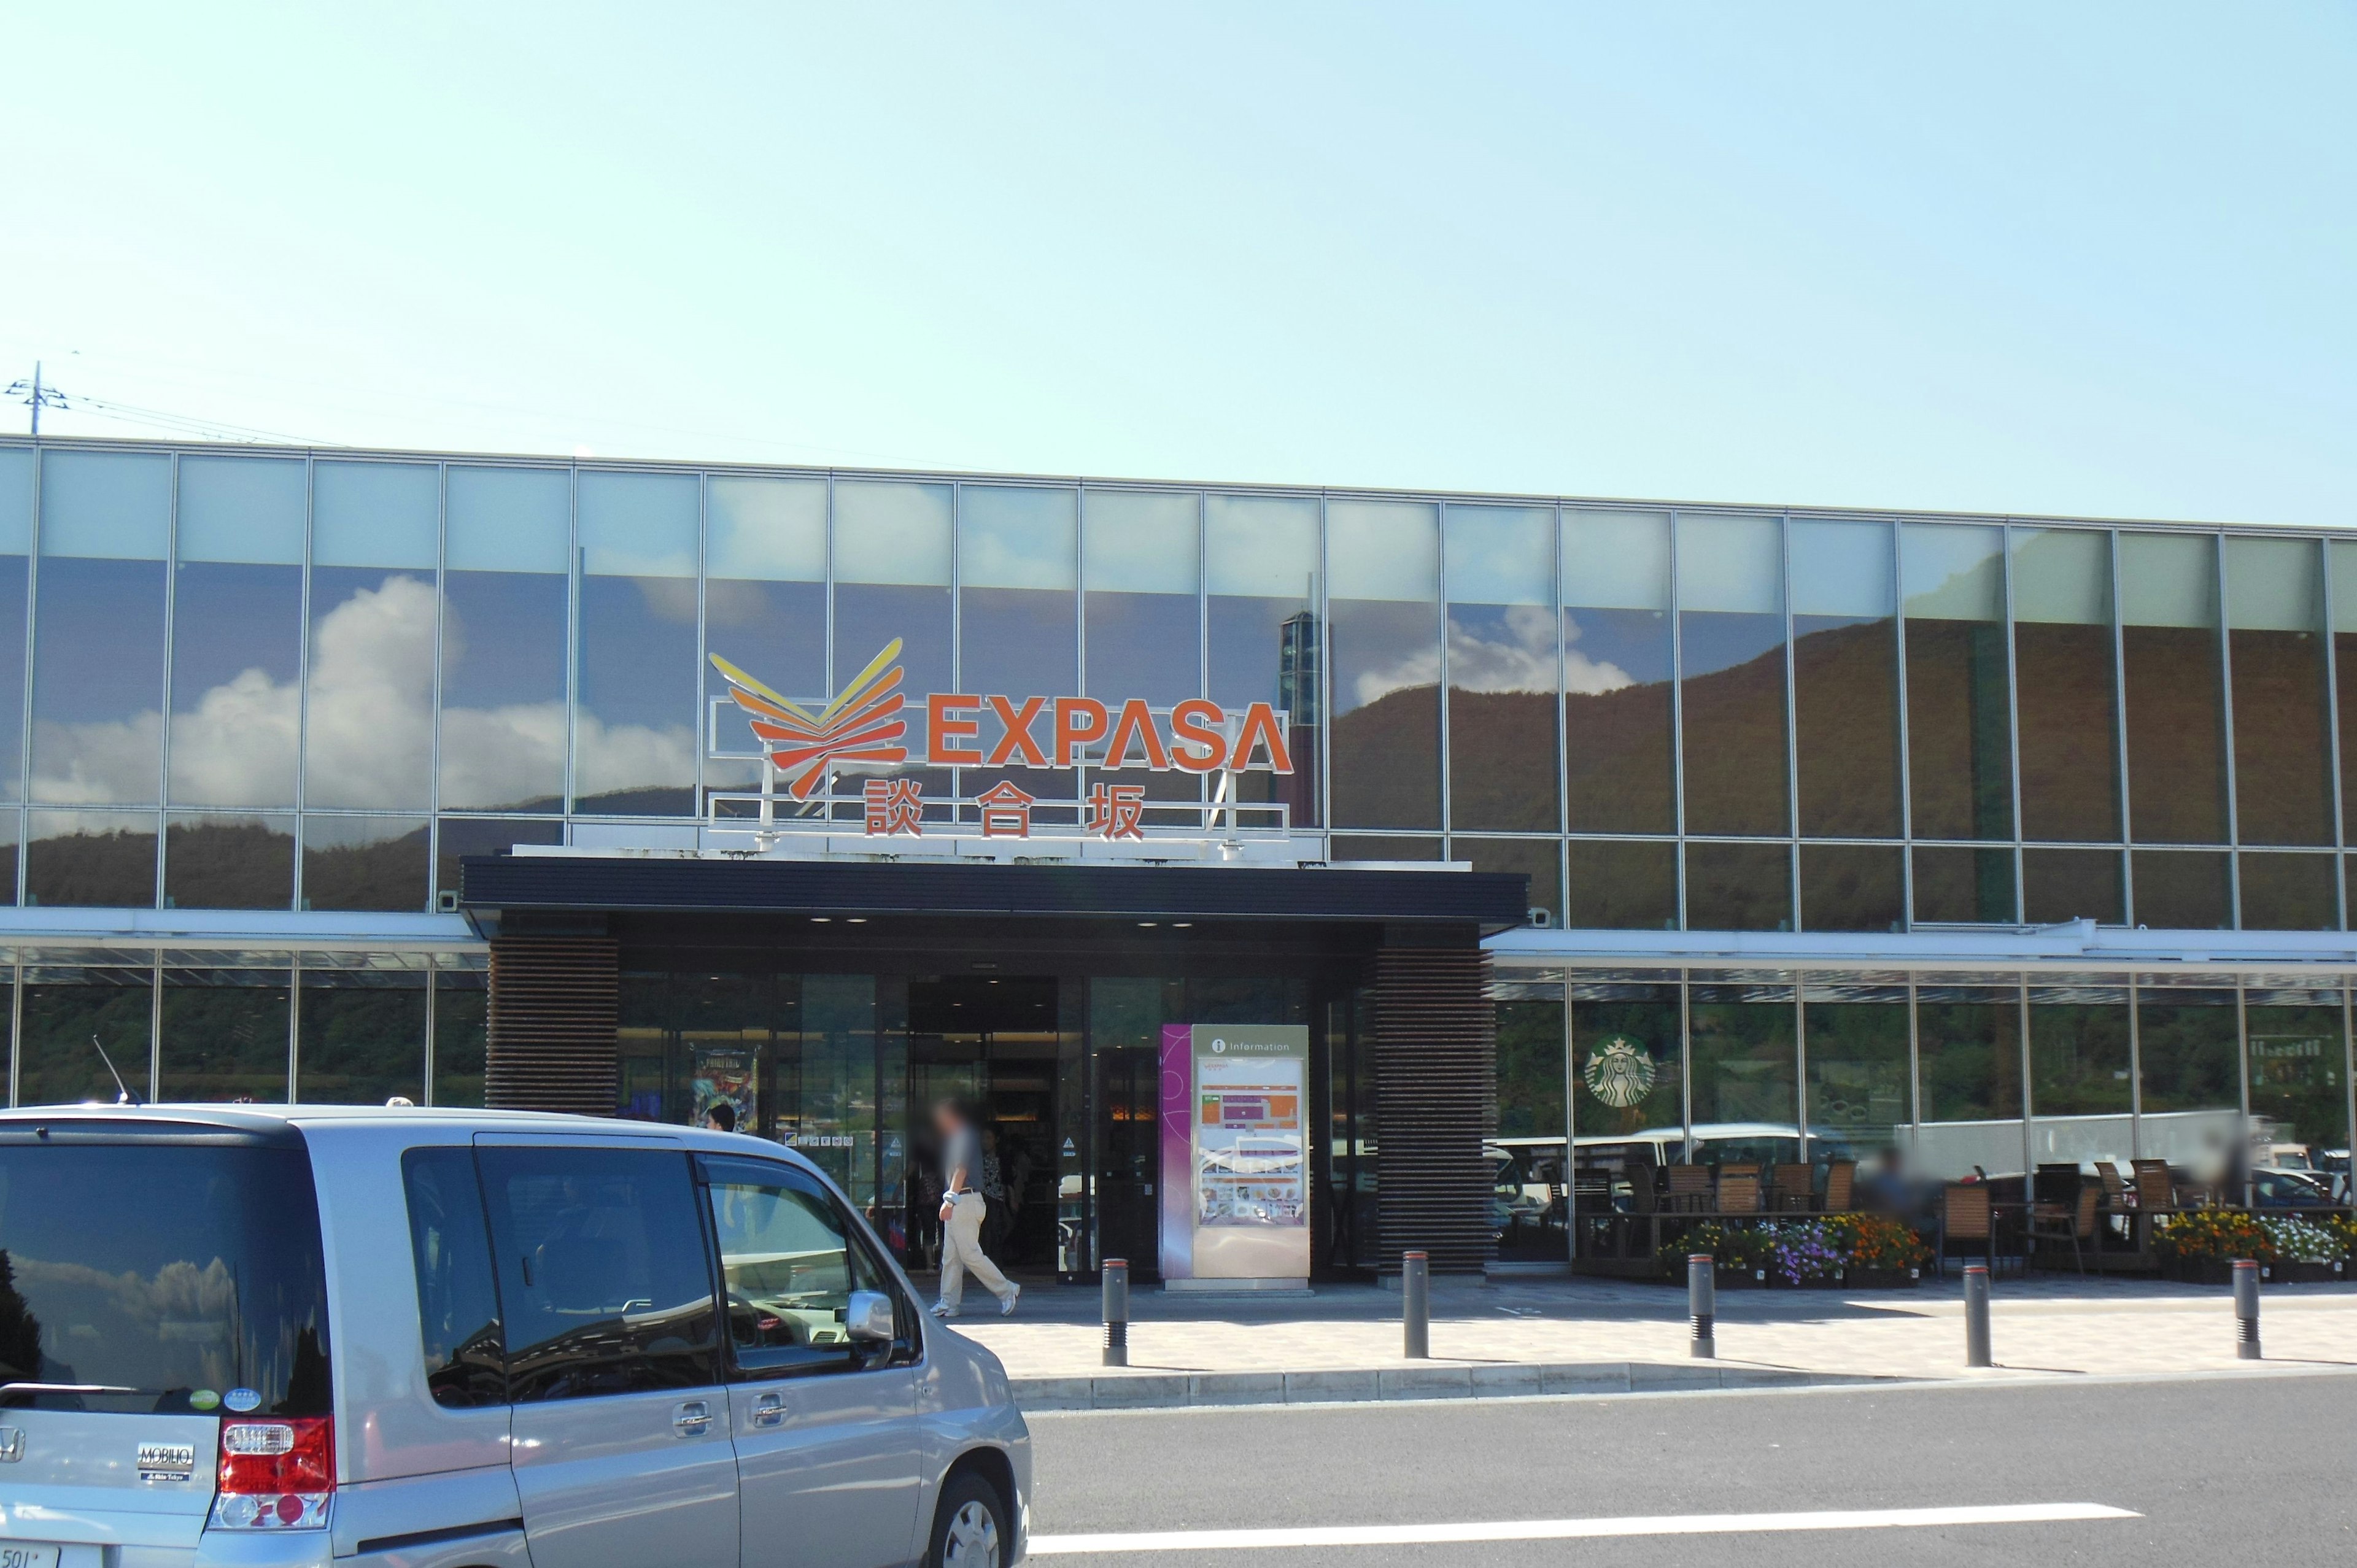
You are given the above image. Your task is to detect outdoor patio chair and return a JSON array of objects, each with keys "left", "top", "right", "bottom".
[
  {"left": 2029, "top": 1180, "right": 2100, "bottom": 1275},
  {"left": 1938, "top": 1181, "right": 2008, "bottom": 1278},
  {"left": 1717, "top": 1171, "right": 1762, "bottom": 1215},
  {"left": 1822, "top": 1161, "right": 1856, "bottom": 1213},
  {"left": 2132, "top": 1159, "right": 2177, "bottom": 1212},
  {"left": 1770, "top": 1163, "right": 1815, "bottom": 1212},
  {"left": 1663, "top": 1165, "right": 1713, "bottom": 1215},
  {"left": 2097, "top": 1161, "right": 2132, "bottom": 1209}
]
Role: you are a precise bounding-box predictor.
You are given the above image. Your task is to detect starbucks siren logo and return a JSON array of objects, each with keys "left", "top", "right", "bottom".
[{"left": 1582, "top": 1036, "right": 1655, "bottom": 1108}]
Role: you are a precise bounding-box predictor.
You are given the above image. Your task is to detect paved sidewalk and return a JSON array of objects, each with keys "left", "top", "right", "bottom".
[{"left": 916, "top": 1272, "right": 2357, "bottom": 1408}]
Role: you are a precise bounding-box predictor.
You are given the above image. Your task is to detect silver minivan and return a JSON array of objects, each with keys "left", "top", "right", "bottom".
[{"left": 0, "top": 1105, "right": 1029, "bottom": 1568}]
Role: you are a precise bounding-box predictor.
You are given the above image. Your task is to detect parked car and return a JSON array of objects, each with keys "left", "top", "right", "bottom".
[
  {"left": 2250, "top": 1166, "right": 2336, "bottom": 1208},
  {"left": 0, "top": 1104, "right": 1029, "bottom": 1568}
]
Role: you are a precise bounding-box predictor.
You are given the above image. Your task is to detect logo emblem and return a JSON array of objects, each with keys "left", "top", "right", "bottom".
[
  {"left": 1582, "top": 1036, "right": 1656, "bottom": 1108},
  {"left": 136, "top": 1442, "right": 196, "bottom": 1482},
  {"left": 0, "top": 1426, "right": 22, "bottom": 1462},
  {"left": 712, "top": 641, "right": 910, "bottom": 800}
]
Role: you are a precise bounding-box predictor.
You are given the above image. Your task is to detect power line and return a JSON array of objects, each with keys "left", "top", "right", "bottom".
[{"left": 2, "top": 362, "right": 71, "bottom": 436}]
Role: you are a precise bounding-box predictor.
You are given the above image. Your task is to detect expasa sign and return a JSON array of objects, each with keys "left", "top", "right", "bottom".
[{"left": 713, "top": 639, "right": 1295, "bottom": 800}]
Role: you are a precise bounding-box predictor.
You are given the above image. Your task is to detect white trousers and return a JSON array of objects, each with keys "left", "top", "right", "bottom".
[{"left": 939, "top": 1191, "right": 1013, "bottom": 1309}]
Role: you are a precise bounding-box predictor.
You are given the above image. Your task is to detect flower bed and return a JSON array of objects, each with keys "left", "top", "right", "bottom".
[
  {"left": 2155, "top": 1210, "right": 2357, "bottom": 1283},
  {"left": 1654, "top": 1215, "right": 1929, "bottom": 1287}
]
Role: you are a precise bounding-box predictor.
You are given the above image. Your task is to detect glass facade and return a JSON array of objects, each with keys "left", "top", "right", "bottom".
[{"left": 0, "top": 439, "right": 2350, "bottom": 934}]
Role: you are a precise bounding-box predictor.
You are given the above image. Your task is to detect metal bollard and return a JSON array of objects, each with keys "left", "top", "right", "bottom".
[
  {"left": 1687, "top": 1253, "right": 1716, "bottom": 1359},
  {"left": 1963, "top": 1263, "right": 1992, "bottom": 1368},
  {"left": 1101, "top": 1258, "right": 1129, "bottom": 1367},
  {"left": 1402, "top": 1251, "right": 1430, "bottom": 1359},
  {"left": 2233, "top": 1258, "right": 2261, "bottom": 1360}
]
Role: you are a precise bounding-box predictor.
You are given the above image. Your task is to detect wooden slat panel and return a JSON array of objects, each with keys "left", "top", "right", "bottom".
[
  {"left": 1371, "top": 943, "right": 1496, "bottom": 1275},
  {"left": 486, "top": 935, "right": 619, "bottom": 1116}
]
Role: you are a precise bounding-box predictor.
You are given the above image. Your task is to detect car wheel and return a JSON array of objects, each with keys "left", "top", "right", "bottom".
[{"left": 931, "top": 1471, "right": 1008, "bottom": 1568}]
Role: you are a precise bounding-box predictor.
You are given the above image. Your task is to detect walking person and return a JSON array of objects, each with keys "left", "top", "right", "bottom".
[{"left": 932, "top": 1098, "right": 1020, "bottom": 1318}]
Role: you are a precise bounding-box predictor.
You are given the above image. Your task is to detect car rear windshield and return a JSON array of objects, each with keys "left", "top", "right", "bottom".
[{"left": 0, "top": 1133, "right": 331, "bottom": 1415}]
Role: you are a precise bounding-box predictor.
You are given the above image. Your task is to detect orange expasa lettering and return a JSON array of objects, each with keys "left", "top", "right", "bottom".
[
  {"left": 1102, "top": 698, "right": 1172, "bottom": 771},
  {"left": 1167, "top": 699, "right": 1226, "bottom": 773},
  {"left": 1227, "top": 701, "right": 1293, "bottom": 773},
  {"left": 1052, "top": 697, "right": 1110, "bottom": 767},
  {"left": 926, "top": 693, "right": 983, "bottom": 765},
  {"left": 985, "top": 695, "right": 1049, "bottom": 767}
]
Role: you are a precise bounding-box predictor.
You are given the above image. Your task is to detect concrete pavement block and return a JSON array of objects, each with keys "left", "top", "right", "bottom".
[
  {"left": 1539, "top": 1362, "right": 1633, "bottom": 1396},
  {"left": 1717, "top": 1368, "right": 1810, "bottom": 1389},
  {"left": 1379, "top": 1365, "right": 1475, "bottom": 1400},
  {"left": 1285, "top": 1369, "right": 1381, "bottom": 1403},
  {"left": 1011, "top": 1377, "right": 1096, "bottom": 1410},
  {"left": 1469, "top": 1364, "right": 1543, "bottom": 1398},
  {"left": 1091, "top": 1374, "right": 1191, "bottom": 1408},
  {"left": 1190, "top": 1372, "right": 1288, "bottom": 1406},
  {"left": 1628, "top": 1362, "right": 1725, "bottom": 1391}
]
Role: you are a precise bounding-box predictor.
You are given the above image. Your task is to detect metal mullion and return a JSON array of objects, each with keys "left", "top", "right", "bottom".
[
  {"left": 822, "top": 472, "right": 836, "bottom": 823},
  {"left": 694, "top": 474, "right": 709, "bottom": 831},
  {"left": 148, "top": 952, "right": 162, "bottom": 1102},
  {"left": 2127, "top": 972, "right": 2143, "bottom": 1158},
  {"left": 1559, "top": 976, "right": 1574, "bottom": 1267},
  {"left": 287, "top": 956, "right": 302, "bottom": 1105},
  {"left": 7, "top": 961, "right": 20, "bottom": 1107},
  {"left": 2001, "top": 525, "right": 2026, "bottom": 923},
  {"left": 1779, "top": 513, "right": 1800, "bottom": 934},
  {"left": 155, "top": 453, "right": 178, "bottom": 910},
  {"left": 2235, "top": 981, "right": 2251, "bottom": 1206},
  {"left": 1074, "top": 482, "right": 1088, "bottom": 814},
  {"left": 293, "top": 455, "right": 314, "bottom": 912},
  {"left": 2017, "top": 977, "right": 2034, "bottom": 1185},
  {"left": 1436, "top": 504, "right": 1451, "bottom": 854},
  {"left": 17, "top": 446, "right": 39, "bottom": 908},
  {"left": 1668, "top": 511, "right": 1688, "bottom": 928},
  {"left": 2110, "top": 530, "right": 2135, "bottom": 922},
  {"left": 2343, "top": 983, "right": 2356, "bottom": 1198},
  {"left": 425, "top": 462, "right": 448, "bottom": 870},
  {"left": 1317, "top": 494, "right": 1333, "bottom": 841},
  {"left": 1197, "top": 490, "right": 1209, "bottom": 828},
  {"left": 1554, "top": 504, "right": 1569, "bottom": 926},
  {"left": 950, "top": 481, "right": 962, "bottom": 817},
  {"left": 560, "top": 463, "right": 580, "bottom": 819},
  {"left": 1678, "top": 970, "right": 1693, "bottom": 1163},
  {"left": 1794, "top": 979, "right": 1809, "bottom": 1160},
  {"left": 2321, "top": 539, "right": 2348, "bottom": 929},
  {"left": 1905, "top": 976, "right": 1921, "bottom": 1152},
  {"left": 2215, "top": 533, "right": 2242, "bottom": 927},
  {"left": 1892, "top": 520, "right": 1914, "bottom": 927}
]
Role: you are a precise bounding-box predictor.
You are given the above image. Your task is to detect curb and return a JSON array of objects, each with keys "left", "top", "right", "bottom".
[{"left": 1011, "top": 1361, "right": 1891, "bottom": 1412}]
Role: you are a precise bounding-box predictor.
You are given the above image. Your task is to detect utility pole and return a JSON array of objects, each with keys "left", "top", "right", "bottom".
[{"left": 4, "top": 362, "right": 70, "bottom": 436}]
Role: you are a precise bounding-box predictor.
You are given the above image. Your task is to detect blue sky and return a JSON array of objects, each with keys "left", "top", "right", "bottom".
[{"left": 4, "top": 4, "right": 2351, "bottom": 525}]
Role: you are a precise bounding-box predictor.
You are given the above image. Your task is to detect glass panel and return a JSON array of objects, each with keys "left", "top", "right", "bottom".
[
  {"left": 1561, "top": 510, "right": 1673, "bottom": 834},
  {"left": 1790, "top": 519, "right": 1899, "bottom": 837},
  {"left": 435, "top": 816, "right": 563, "bottom": 903},
  {"left": 441, "top": 468, "right": 568, "bottom": 812},
  {"left": 1678, "top": 514, "right": 1787, "bottom": 836},
  {"left": 0, "top": 814, "right": 18, "bottom": 907},
  {"left": 1083, "top": 491, "right": 1202, "bottom": 811},
  {"left": 1913, "top": 844, "right": 2017, "bottom": 924},
  {"left": 1689, "top": 984, "right": 1798, "bottom": 1161},
  {"left": 169, "top": 460, "right": 305, "bottom": 809},
  {"left": 570, "top": 471, "right": 699, "bottom": 815},
  {"left": 1915, "top": 986, "right": 2024, "bottom": 1181},
  {"left": 2131, "top": 849, "right": 2229, "bottom": 930},
  {"left": 433, "top": 956, "right": 489, "bottom": 1108},
  {"left": 164, "top": 812, "right": 294, "bottom": 910},
  {"left": 2026, "top": 983, "right": 2132, "bottom": 1171},
  {"left": 1326, "top": 835, "right": 1441, "bottom": 862},
  {"left": 958, "top": 487, "right": 1079, "bottom": 816},
  {"left": 160, "top": 953, "right": 291, "bottom": 1102},
  {"left": 2224, "top": 536, "right": 2330, "bottom": 846},
  {"left": 1802, "top": 992, "right": 1910, "bottom": 1160},
  {"left": 301, "top": 814, "right": 429, "bottom": 911},
  {"left": 783, "top": 973, "right": 879, "bottom": 1211},
  {"left": 2021, "top": 846, "right": 2123, "bottom": 925},
  {"left": 705, "top": 1158, "right": 896, "bottom": 1373},
  {"left": 1493, "top": 995, "right": 1567, "bottom": 1264},
  {"left": 25, "top": 809, "right": 155, "bottom": 908},
  {"left": 1901, "top": 523, "right": 2011, "bottom": 841},
  {"left": 1204, "top": 495, "right": 1318, "bottom": 827},
  {"left": 1445, "top": 504, "right": 1555, "bottom": 833},
  {"left": 296, "top": 953, "right": 427, "bottom": 1105},
  {"left": 2335, "top": 541, "right": 2357, "bottom": 843},
  {"left": 1457, "top": 837, "right": 1561, "bottom": 928},
  {"left": 831, "top": 482, "right": 953, "bottom": 822},
  {"left": 19, "top": 961, "right": 154, "bottom": 1106},
  {"left": 33, "top": 451, "right": 168, "bottom": 806},
  {"left": 1684, "top": 840, "right": 1790, "bottom": 931},
  {"left": 2011, "top": 528, "right": 2119, "bottom": 841},
  {"left": 0, "top": 450, "right": 31, "bottom": 803},
  {"left": 1797, "top": 843, "right": 1903, "bottom": 933},
  {"left": 703, "top": 475, "right": 826, "bottom": 801},
  {"left": 1571, "top": 981, "right": 1682, "bottom": 1138},
  {"left": 306, "top": 462, "right": 439, "bottom": 810},
  {"left": 1565, "top": 838, "right": 1678, "bottom": 930},
  {"left": 2239, "top": 852, "right": 2338, "bottom": 932},
  {"left": 2246, "top": 1002, "right": 2348, "bottom": 1183},
  {"left": 401, "top": 1146, "right": 505, "bottom": 1407},
  {"left": 1329, "top": 500, "right": 1439, "bottom": 830},
  {"left": 2136, "top": 986, "right": 2239, "bottom": 1180},
  {"left": 2119, "top": 533, "right": 2226, "bottom": 844}
]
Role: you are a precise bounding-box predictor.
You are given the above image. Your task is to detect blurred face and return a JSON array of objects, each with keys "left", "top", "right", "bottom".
[{"left": 933, "top": 1103, "right": 959, "bottom": 1137}]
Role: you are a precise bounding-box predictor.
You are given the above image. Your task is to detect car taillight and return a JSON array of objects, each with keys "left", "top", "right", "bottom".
[{"left": 208, "top": 1415, "right": 333, "bottom": 1531}]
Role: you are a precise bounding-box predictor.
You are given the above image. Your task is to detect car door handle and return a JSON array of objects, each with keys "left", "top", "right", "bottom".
[
  {"left": 751, "top": 1392, "right": 786, "bottom": 1429},
  {"left": 675, "top": 1400, "right": 714, "bottom": 1437}
]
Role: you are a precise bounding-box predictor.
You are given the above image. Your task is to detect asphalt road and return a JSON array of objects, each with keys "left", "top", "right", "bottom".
[{"left": 1025, "top": 1369, "right": 2357, "bottom": 1565}]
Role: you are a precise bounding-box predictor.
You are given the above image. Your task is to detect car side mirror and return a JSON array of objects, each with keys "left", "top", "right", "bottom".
[{"left": 846, "top": 1289, "right": 897, "bottom": 1344}]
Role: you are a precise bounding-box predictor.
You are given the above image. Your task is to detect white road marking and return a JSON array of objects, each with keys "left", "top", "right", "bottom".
[{"left": 1029, "top": 1501, "right": 2139, "bottom": 1554}]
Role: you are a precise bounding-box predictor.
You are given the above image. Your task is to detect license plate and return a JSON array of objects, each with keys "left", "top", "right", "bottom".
[{"left": 0, "top": 1544, "right": 59, "bottom": 1568}]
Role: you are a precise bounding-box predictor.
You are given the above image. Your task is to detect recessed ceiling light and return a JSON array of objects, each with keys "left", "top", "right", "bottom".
[
  {"left": 1138, "top": 921, "right": 1157, "bottom": 928},
  {"left": 811, "top": 916, "right": 832, "bottom": 923},
  {"left": 1173, "top": 922, "right": 1194, "bottom": 928},
  {"left": 846, "top": 917, "right": 867, "bottom": 924}
]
